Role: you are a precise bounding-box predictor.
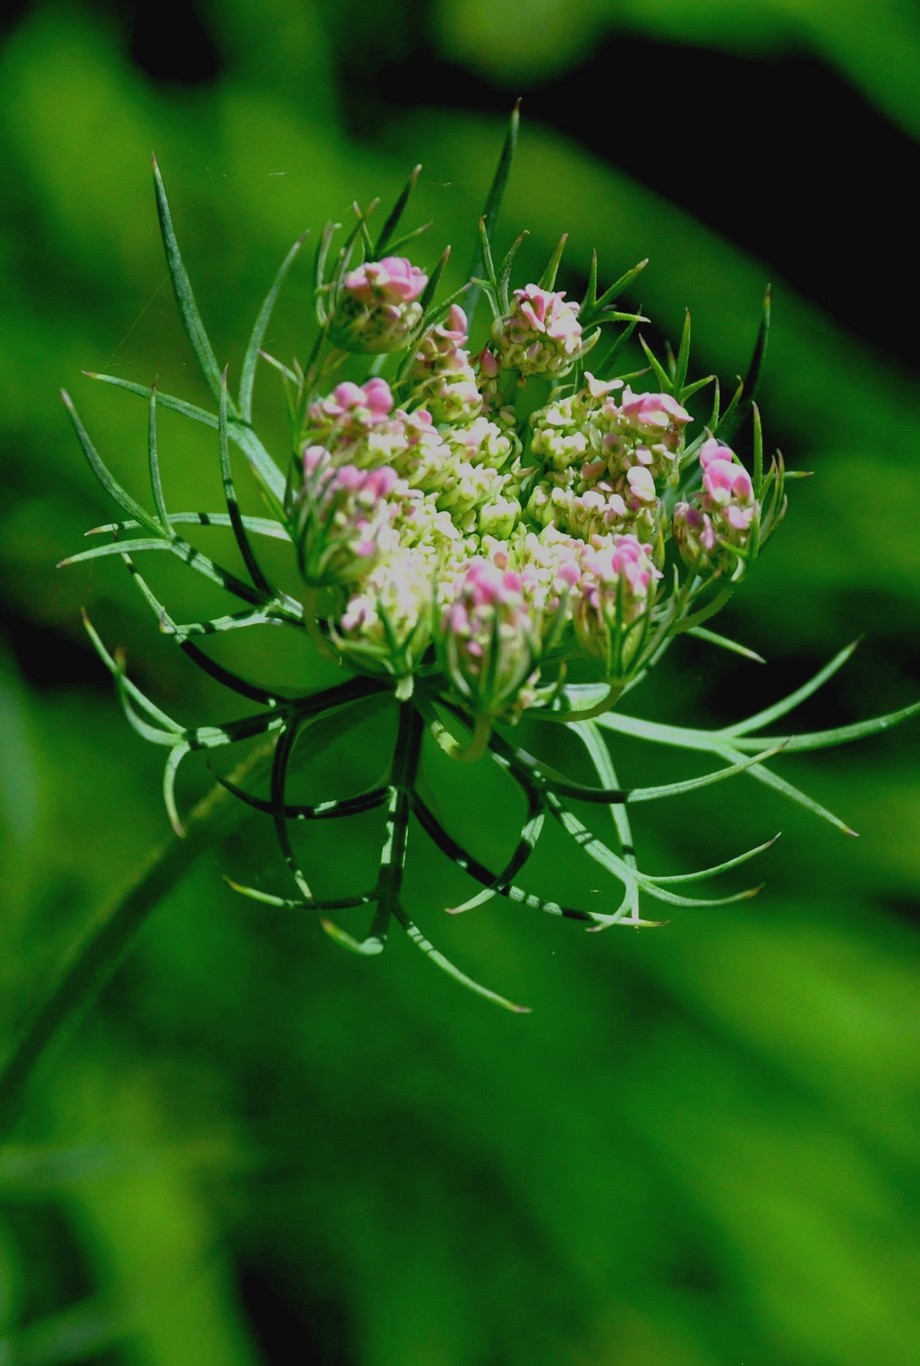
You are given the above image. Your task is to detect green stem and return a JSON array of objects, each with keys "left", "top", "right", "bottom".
[
  {"left": 0, "top": 741, "right": 274, "bottom": 1139},
  {"left": 559, "top": 683, "right": 624, "bottom": 724},
  {"left": 452, "top": 712, "right": 493, "bottom": 763}
]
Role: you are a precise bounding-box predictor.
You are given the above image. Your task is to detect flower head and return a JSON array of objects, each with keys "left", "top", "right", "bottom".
[
  {"left": 295, "top": 445, "right": 403, "bottom": 588},
  {"left": 674, "top": 438, "right": 759, "bottom": 575},
  {"left": 573, "top": 535, "right": 662, "bottom": 682},
  {"left": 439, "top": 559, "right": 541, "bottom": 719},
  {"left": 331, "top": 256, "right": 428, "bottom": 353},
  {"left": 492, "top": 285, "right": 584, "bottom": 377},
  {"left": 410, "top": 305, "right": 483, "bottom": 423}
]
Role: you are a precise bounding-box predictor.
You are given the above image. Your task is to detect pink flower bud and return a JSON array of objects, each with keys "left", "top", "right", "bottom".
[
  {"left": 332, "top": 257, "right": 428, "bottom": 353},
  {"left": 342, "top": 256, "right": 427, "bottom": 304},
  {"left": 492, "top": 285, "right": 584, "bottom": 378},
  {"left": 439, "top": 559, "right": 539, "bottom": 718},
  {"left": 297, "top": 447, "right": 402, "bottom": 588}
]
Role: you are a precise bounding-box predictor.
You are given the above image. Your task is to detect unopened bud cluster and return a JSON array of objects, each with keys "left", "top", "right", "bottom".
[{"left": 296, "top": 243, "right": 775, "bottom": 723}]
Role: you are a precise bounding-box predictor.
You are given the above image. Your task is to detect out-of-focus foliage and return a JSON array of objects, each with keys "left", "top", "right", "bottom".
[{"left": 0, "top": 1, "right": 918, "bottom": 1363}]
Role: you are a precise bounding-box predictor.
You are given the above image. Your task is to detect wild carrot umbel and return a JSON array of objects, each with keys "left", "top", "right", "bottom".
[{"left": 58, "top": 111, "right": 920, "bottom": 1011}]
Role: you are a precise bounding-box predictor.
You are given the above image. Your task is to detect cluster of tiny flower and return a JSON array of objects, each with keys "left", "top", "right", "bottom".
[{"left": 293, "top": 251, "right": 765, "bottom": 721}]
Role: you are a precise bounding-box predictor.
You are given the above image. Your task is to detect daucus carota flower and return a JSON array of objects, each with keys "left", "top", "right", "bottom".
[
  {"left": 439, "top": 558, "right": 540, "bottom": 722},
  {"left": 302, "top": 377, "right": 397, "bottom": 468},
  {"left": 295, "top": 446, "right": 402, "bottom": 589},
  {"left": 55, "top": 120, "right": 919, "bottom": 1020},
  {"left": 331, "top": 255, "right": 428, "bottom": 353},
  {"left": 673, "top": 437, "right": 759, "bottom": 576},
  {"left": 574, "top": 535, "right": 661, "bottom": 683},
  {"left": 410, "top": 304, "right": 483, "bottom": 423},
  {"left": 491, "top": 284, "right": 585, "bottom": 377}
]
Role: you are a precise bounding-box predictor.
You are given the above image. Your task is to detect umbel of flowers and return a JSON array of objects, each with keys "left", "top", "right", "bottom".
[
  {"left": 296, "top": 216, "right": 783, "bottom": 737},
  {"left": 59, "top": 120, "right": 920, "bottom": 1011}
]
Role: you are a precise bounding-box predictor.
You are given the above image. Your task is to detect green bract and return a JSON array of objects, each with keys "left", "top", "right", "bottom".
[{"left": 56, "top": 113, "right": 920, "bottom": 1012}]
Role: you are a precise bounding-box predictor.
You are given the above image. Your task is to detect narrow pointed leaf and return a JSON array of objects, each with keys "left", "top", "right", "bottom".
[
  {"left": 392, "top": 903, "right": 530, "bottom": 1012},
  {"left": 722, "top": 640, "right": 862, "bottom": 736},
  {"left": 727, "top": 701, "right": 920, "bottom": 753},
  {"left": 90, "top": 510, "right": 291, "bottom": 541},
  {"left": 146, "top": 384, "right": 171, "bottom": 532},
  {"left": 638, "top": 336, "right": 672, "bottom": 391},
  {"left": 219, "top": 370, "right": 274, "bottom": 595},
  {"left": 152, "top": 155, "right": 223, "bottom": 402},
  {"left": 582, "top": 258, "right": 648, "bottom": 324},
  {"left": 466, "top": 102, "right": 520, "bottom": 327},
  {"left": 240, "top": 232, "right": 308, "bottom": 420},
  {"left": 721, "top": 748, "right": 857, "bottom": 836},
  {"left": 715, "top": 284, "right": 771, "bottom": 442},
  {"left": 86, "top": 373, "right": 287, "bottom": 507},
  {"left": 227, "top": 881, "right": 373, "bottom": 913},
  {"left": 649, "top": 833, "right": 780, "bottom": 884},
  {"left": 503, "top": 734, "right": 787, "bottom": 804},
  {"left": 688, "top": 626, "right": 766, "bottom": 663},
  {"left": 163, "top": 741, "right": 193, "bottom": 834},
  {"left": 81, "top": 611, "right": 183, "bottom": 735},
  {"left": 62, "top": 392, "right": 162, "bottom": 536},
  {"left": 320, "top": 910, "right": 389, "bottom": 956},
  {"left": 373, "top": 164, "right": 422, "bottom": 258}
]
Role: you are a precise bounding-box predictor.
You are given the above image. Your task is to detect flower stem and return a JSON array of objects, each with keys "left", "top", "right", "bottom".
[{"left": 0, "top": 741, "right": 275, "bottom": 1139}]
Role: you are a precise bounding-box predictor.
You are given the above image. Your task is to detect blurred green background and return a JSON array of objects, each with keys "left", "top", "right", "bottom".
[{"left": 2, "top": 1, "right": 919, "bottom": 1362}]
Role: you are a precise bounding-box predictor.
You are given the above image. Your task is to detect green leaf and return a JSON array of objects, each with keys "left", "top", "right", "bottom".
[
  {"left": 86, "top": 373, "right": 287, "bottom": 509},
  {"left": 152, "top": 155, "right": 224, "bottom": 403},
  {"left": 688, "top": 626, "right": 766, "bottom": 663},
  {"left": 225, "top": 880, "right": 373, "bottom": 913},
  {"left": 89, "top": 511, "right": 291, "bottom": 541},
  {"left": 545, "top": 793, "right": 762, "bottom": 911},
  {"left": 672, "top": 309, "right": 692, "bottom": 393},
  {"left": 722, "top": 640, "right": 861, "bottom": 736},
  {"left": 648, "top": 833, "right": 780, "bottom": 885},
  {"left": 466, "top": 101, "right": 520, "bottom": 328},
  {"left": 538, "top": 233, "right": 567, "bottom": 291},
  {"left": 146, "top": 383, "right": 171, "bottom": 533},
  {"left": 571, "top": 722, "right": 641, "bottom": 922},
  {"left": 61, "top": 391, "right": 162, "bottom": 537},
  {"left": 239, "top": 231, "right": 308, "bottom": 422},
  {"left": 392, "top": 903, "right": 530, "bottom": 1013},
  {"left": 638, "top": 335, "right": 672, "bottom": 391},
  {"left": 219, "top": 370, "right": 274, "bottom": 596},
  {"left": 503, "top": 733, "right": 788, "bottom": 805},
  {"left": 373, "top": 163, "right": 422, "bottom": 258},
  {"left": 81, "top": 611, "right": 183, "bottom": 736},
  {"left": 722, "top": 749, "right": 857, "bottom": 837},
  {"left": 727, "top": 701, "right": 920, "bottom": 755},
  {"left": 715, "top": 283, "right": 771, "bottom": 443},
  {"left": 580, "top": 257, "right": 647, "bottom": 326},
  {"left": 319, "top": 912, "right": 388, "bottom": 956}
]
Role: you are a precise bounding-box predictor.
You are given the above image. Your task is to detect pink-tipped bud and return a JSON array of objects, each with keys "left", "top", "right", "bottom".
[
  {"left": 297, "top": 445, "right": 401, "bottom": 588},
  {"left": 439, "top": 559, "right": 539, "bottom": 718},
  {"left": 342, "top": 256, "right": 427, "bottom": 304},
  {"left": 492, "top": 285, "right": 584, "bottom": 378},
  {"left": 574, "top": 534, "right": 661, "bottom": 682},
  {"left": 332, "top": 256, "right": 428, "bottom": 354},
  {"left": 674, "top": 439, "right": 759, "bottom": 574}
]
